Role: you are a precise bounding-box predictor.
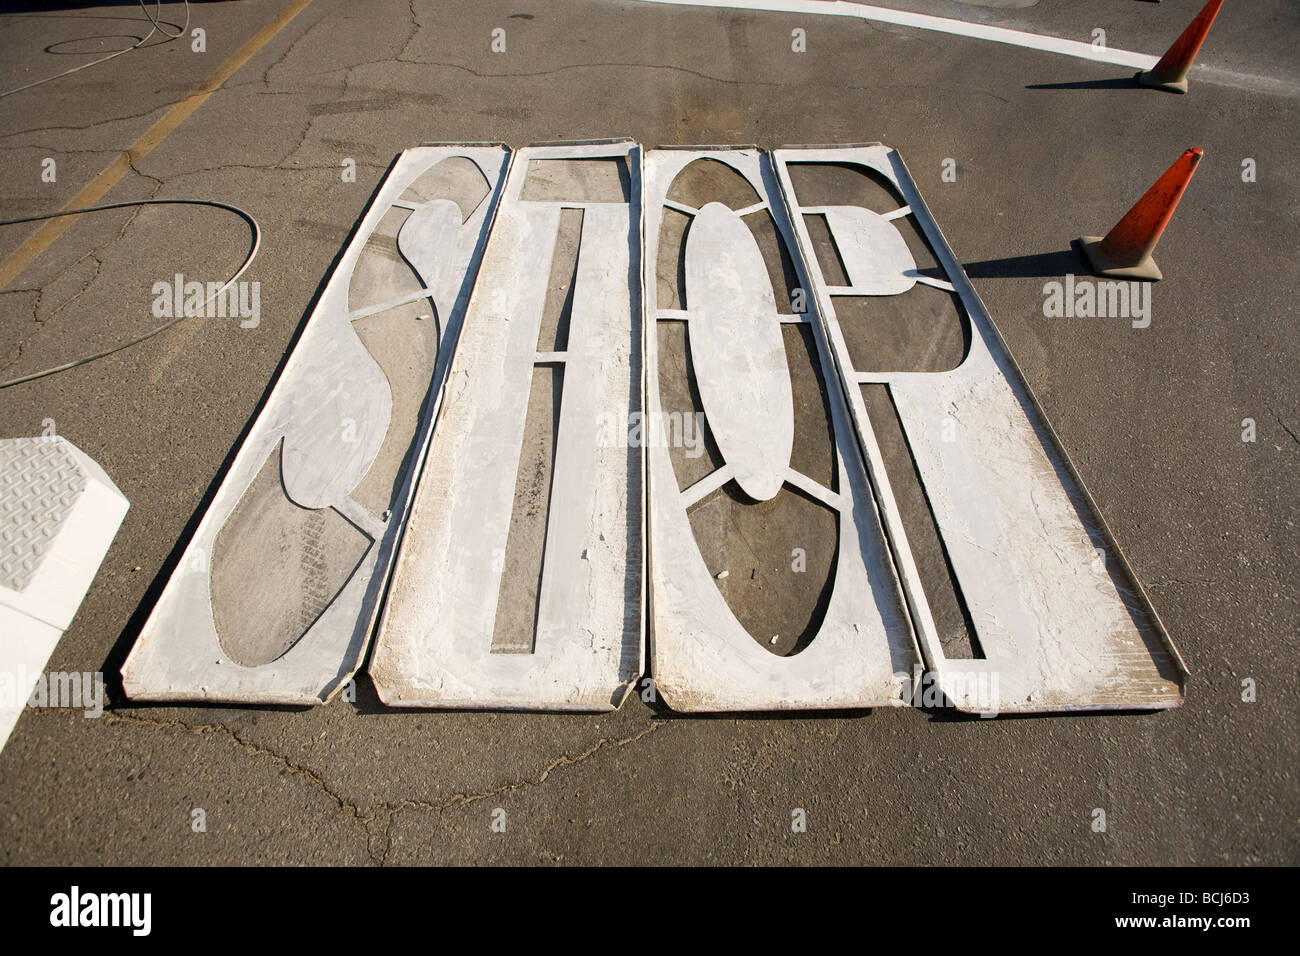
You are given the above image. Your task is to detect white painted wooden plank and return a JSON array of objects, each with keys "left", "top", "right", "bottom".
[
  {"left": 370, "top": 141, "right": 644, "bottom": 711},
  {"left": 644, "top": 147, "right": 920, "bottom": 712},
  {"left": 120, "top": 146, "right": 507, "bottom": 704},
  {"left": 773, "top": 144, "right": 1186, "bottom": 713}
]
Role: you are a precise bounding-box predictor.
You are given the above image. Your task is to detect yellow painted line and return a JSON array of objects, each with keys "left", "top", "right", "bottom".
[{"left": 0, "top": 0, "right": 316, "bottom": 291}]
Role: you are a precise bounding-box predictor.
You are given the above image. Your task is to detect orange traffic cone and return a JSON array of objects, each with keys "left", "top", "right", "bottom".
[
  {"left": 1138, "top": 0, "right": 1225, "bottom": 93},
  {"left": 1077, "top": 148, "right": 1203, "bottom": 281}
]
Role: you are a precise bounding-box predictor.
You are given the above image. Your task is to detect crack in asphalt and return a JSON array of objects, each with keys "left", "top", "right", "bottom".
[
  {"left": 0, "top": 286, "right": 43, "bottom": 369},
  {"left": 1272, "top": 411, "right": 1299, "bottom": 447},
  {"left": 170, "top": 160, "right": 389, "bottom": 177},
  {"left": 397, "top": 0, "right": 421, "bottom": 65},
  {"left": 367, "top": 55, "right": 1015, "bottom": 107},
  {"left": 102, "top": 710, "right": 666, "bottom": 866},
  {"left": 0, "top": 158, "right": 160, "bottom": 370},
  {"left": 270, "top": 5, "right": 425, "bottom": 170},
  {"left": 371, "top": 721, "right": 665, "bottom": 865},
  {"left": 103, "top": 710, "right": 378, "bottom": 855},
  {"left": 260, "top": 5, "right": 334, "bottom": 89},
  {"left": 0, "top": 102, "right": 172, "bottom": 144},
  {"left": 0, "top": 145, "right": 116, "bottom": 154},
  {"left": 392, "top": 56, "right": 783, "bottom": 87}
]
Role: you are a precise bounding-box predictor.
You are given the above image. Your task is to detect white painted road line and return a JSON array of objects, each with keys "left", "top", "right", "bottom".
[{"left": 631, "top": 0, "right": 1159, "bottom": 70}]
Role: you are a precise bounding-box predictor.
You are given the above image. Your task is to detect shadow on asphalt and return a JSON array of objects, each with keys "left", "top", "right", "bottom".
[
  {"left": 1025, "top": 76, "right": 1144, "bottom": 92},
  {"left": 962, "top": 247, "right": 1088, "bottom": 280}
]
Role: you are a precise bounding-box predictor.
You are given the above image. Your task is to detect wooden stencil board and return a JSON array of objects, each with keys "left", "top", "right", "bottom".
[
  {"left": 121, "top": 146, "right": 507, "bottom": 703},
  {"left": 369, "top": 141, "right": 645, "bottom": 711}
]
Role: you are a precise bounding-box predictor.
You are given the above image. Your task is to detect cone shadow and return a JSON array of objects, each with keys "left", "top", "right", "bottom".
[
  {"left": 1025, "top": 76, "right": 1142, "bottom": 91},
  {"left": 962, "top": 248, "right": 1087, "bottom": 280}
]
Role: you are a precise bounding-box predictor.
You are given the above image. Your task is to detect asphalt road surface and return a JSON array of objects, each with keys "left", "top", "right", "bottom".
[{"left": 0, "top": 0, "right": 1295, "bottom": 865}]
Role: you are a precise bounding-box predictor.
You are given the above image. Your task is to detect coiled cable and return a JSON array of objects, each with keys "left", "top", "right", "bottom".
[
  {"left": 0, "top": 197, "right": 261, "bottom": 390},
  {"left": 0, "top": 1, "right": 191, "bottom": 99}
]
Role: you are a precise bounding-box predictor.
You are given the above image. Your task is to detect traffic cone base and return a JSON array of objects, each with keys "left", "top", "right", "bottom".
[
  {"left": 1135, "top": 69, "right": 1188, "bottom": 95},
  {"left": 1137, "top": 0, "right": 1224, "bottom": 95},
  {"left": 1076, "top": 147, "right": 1202, "bottom": 283},
  {"left": 1076, "top": 236, "right": 1163, "bottom": 282}
]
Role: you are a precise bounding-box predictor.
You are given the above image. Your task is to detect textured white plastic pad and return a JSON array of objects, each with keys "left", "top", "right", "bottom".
[
  {"left": 370, "top": 142, "right": 645, "bottom": 711},
  {"left": 0, "top": 436, "right": 127, "bottom": 748},
  {"left": 121, "top": 146, "right": 507, "bottom": 704}
]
